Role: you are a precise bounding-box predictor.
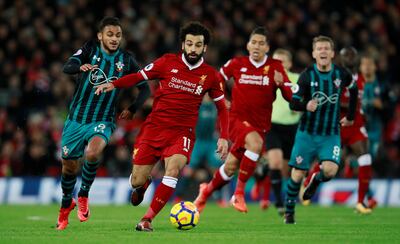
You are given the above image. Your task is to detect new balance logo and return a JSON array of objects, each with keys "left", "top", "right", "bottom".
[
  {"left": 240, "top": 67, "right": 247, "bottom": 72},
  {"left": 170, "top": 69, "right": 178, "bottom": 73}
]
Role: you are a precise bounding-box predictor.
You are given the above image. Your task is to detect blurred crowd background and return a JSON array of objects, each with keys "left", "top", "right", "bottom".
[{"left": 0, "top": 0, "right": 399, "bottom": 178}]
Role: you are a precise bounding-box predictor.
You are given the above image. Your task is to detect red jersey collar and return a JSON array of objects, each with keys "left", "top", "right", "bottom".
[
  {"left": 181, "top": 53, "right": 204, "bottom": 70},
  {"left": 249, "top": 55, "right": 268, "bottom": 68}
]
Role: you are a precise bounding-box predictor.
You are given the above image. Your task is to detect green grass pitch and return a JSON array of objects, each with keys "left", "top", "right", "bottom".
[{"left": 0, "top": 204, "right": 399, "bottom": 243}]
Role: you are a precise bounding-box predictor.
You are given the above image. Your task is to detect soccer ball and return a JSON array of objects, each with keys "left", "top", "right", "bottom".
[{"left": 169, "top": 201, "right": 200, "bottom": 230}]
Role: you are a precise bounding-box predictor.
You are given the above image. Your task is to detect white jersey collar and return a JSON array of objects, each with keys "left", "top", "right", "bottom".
[
  {"left": 249, "top": 55, "right": 268, "bottom": 68},
  {"left": 181, "top": 53, "right": 204, "bottom": 70}
]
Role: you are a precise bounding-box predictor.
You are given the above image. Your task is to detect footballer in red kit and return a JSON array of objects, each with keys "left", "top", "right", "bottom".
[
  {"left": 340, "top": 47, "right": 376, "bottom": 213},
  {"left": 95, "top": 22, "right": 229, "bottom": 231},
  {"left": 340, "top": 73, "right": 368, "bottom": 145},
  {"left": 194, "top": 27, "right": 292, "bottom": 213},
  {"left": 132, "top": 52, "right": 226, "bottom": 165},
  {"left": 221, "top": 55, "right": 292, "bottom": 159}
]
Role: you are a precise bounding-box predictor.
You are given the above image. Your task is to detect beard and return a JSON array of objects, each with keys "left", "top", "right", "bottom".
[
  {"left": 183, "top": 50, "right": 203, "bottom": 65},
  {"left": 102, "top": 41, "right": 120, "bottom": 54}
]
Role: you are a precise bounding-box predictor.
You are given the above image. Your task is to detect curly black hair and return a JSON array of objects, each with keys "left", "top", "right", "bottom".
[{"left": 179, "top": 21, "right": 211, "bottom": 45}]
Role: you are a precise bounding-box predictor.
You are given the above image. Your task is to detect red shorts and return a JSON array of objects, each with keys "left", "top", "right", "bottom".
[
  {"left": 229, "top": 119, "right": 265, "bottom": 160},
  {"left": 132, "top": 122, "right": 195, "bottom": 165},
  {"left": 340, "top": 124, "right": 368, "bottom": 146}
]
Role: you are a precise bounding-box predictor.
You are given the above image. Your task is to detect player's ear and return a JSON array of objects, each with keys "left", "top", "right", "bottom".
[
  {"left": 97, "top": 32, "right": 102, "bottom": 42},
  {"left": 312, "top": 49, "right": 316, "bottom": 59},
  {"left": 181, "top": 42, "right": 185, "bottom": 51},
  {"left": 265, "top": 44, "right": 270, "bottom": 54},
  {"left": 203, "top": 45, "right": 207, "bottom": 53}
]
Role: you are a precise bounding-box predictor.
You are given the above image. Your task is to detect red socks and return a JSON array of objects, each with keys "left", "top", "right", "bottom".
[
  {"left": 143, "top": 176, "right": 177, "bottom": 220},
  {"left": 358, "top": 165, "right": 372, "bottom": 203},
  {"left": 235, "top": 151, "right": 259, "bottom": 196},
  {"left": 206, "top": 165, "right": 232, "bottom": 198}
]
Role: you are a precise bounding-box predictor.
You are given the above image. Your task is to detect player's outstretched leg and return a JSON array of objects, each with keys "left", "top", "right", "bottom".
[
  {"left": 130, "top": 175, "right": 152, "bottom": 206},
  {"left": 232, "top": 150, "right": 259, "bottom": 213},
  {"left": 136, "top": 176, "right": 178, "bottom": 231},
  {"left": 194, "top": 164, "right": 232, "bottom": 213},
  {"left": 56, "top": 199, "right": 76, "bottom": 230}
]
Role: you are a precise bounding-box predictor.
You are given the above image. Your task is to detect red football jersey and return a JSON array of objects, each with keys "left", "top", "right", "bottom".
[
  {"left": 220, "top": 56, "right": 292, "bottom": 132},
  {"left": 118, "top": 53, "right": 225, "bottom": 129},
  {"left": 340, "top": 72, "right": 366, "bottom": 126}
]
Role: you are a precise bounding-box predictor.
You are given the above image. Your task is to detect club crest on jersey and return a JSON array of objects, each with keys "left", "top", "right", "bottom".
[
  {"left": 333, "top": 78, "right": 342, "bottom": 88},
  {"left": 62, "top": 146, "right": 69, "bottom": 156},
  {"left": 115, "top": 61, "right": 124, "bottom": 72},
  {"left": 296, "top": 156, "right": 303, "bottom": 164},
  {"left": 199, "top": 75, "right": 207, "bottom": 85},
  {"left": 240, "top": 67, "right": 247, "bottom": 72},
  {"left": 263, "top": 66, "right": 270, "bottom": 75}
]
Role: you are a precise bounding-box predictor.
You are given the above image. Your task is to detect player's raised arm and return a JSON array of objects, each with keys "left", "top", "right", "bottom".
[{"left": 95, "top": 72, "right": 146, "bottom": 95}]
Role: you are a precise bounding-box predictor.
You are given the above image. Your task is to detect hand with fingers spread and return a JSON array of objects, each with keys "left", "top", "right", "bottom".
[
  {"left": 80, "top": 64, "right": 98, "bottom": 72},
  {"left": 306, "top": 98, "right": 318, "bottom": 112},
  {"left": 216, "top": 138, "right": 229, "bottom": 160},
  {"left": 95, "top": 83, "right": 115, "bottom": 95}
]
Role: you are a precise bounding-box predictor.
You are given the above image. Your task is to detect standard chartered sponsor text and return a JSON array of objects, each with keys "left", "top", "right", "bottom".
[
  {"left": 239, "top": 74, "right": 263, "bottom": 85},
  {"left": 169, "top": 77, "right": 196, "bottom": 93}
]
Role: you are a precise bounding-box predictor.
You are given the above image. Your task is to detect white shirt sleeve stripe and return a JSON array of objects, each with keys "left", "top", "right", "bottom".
[
  {"left": 140, "top": 70, "right": 149, "bottom": 80},
  {"left": 219, "top": 68, "right": 228, "bottom": 81},
  {"left": 213, "top": 94, "right": 224, "bottom": 102}
]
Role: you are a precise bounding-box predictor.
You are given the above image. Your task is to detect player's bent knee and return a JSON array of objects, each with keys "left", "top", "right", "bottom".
[
  {"left": 61, "top": 160, "right": 79, "bottom": 175},
  {"left": 165, "top": 168, "right": 180, "bottom": 178},
  {"left": 224, "top": 163, "right": 237, "bottom": 176},
  {"left": 247, "top": 140, "right": 263, "bottom": 154},
  {"left": 322, "top": 167, "right": 338, "bottom": 179},
  {"left": 85, "top": 150, "right": 101, "bottom": 163},
  {"left": 131, "top": 174, "right": 148, "bottom": 188}
]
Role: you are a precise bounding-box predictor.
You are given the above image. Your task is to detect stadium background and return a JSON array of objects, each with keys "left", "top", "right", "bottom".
[{"left": 0, "top": 0, "right": 399, "bottom": 206}]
